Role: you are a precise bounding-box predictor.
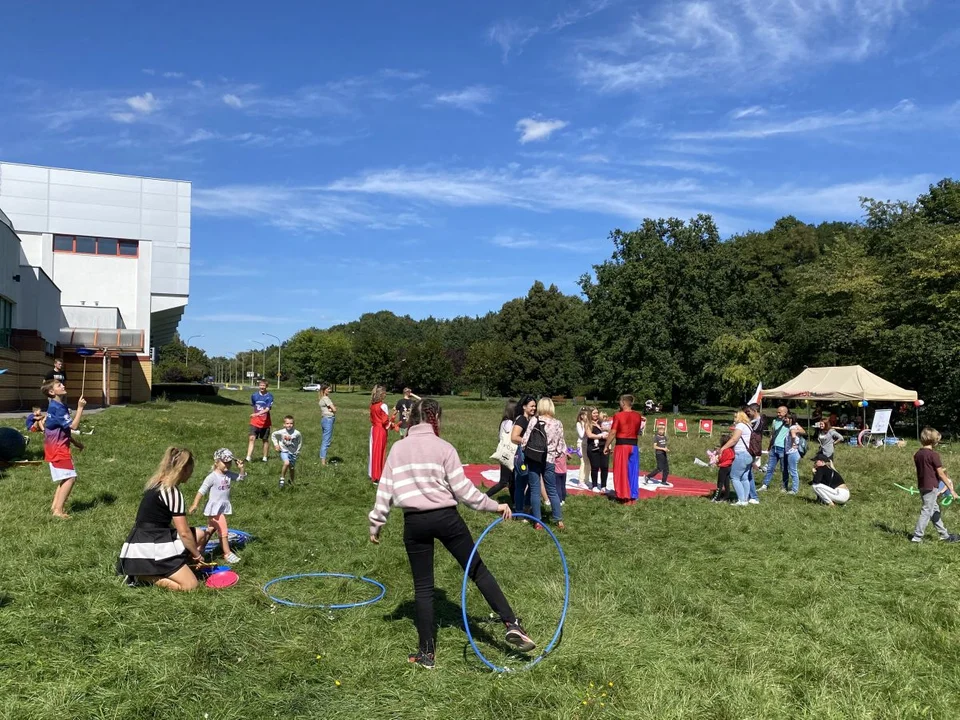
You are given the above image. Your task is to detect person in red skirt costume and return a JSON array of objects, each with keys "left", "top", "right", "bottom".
[
  {"left": 369, "top": 385, "right": 391, "bottom": 483},
  {"left": 603, "top": 394, "right": 644, "bottom": 505}
]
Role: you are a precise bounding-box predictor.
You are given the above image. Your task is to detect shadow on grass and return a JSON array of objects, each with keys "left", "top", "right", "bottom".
[
  {"left": 0, "top": 593, "right": 12, "bottom": 608},
  {"left": 874, "top": 521, "right": 912, "bottom": 540},
  {"left": 176, "top": 395, "right": 248, "bottom": 407},
  {"left": 385, "top": 589, "right": 540, "bottom": 671},
  {"left": 70, "top": 491, "right": 118, "bottom": 514}
]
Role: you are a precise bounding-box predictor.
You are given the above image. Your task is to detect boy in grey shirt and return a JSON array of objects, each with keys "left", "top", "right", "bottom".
[{"left": 272, "top": 415, "right": 303, "bottom": 489}]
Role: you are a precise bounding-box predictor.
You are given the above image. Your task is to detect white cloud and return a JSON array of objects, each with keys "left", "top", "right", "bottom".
[
  {"left": 185, "top": 128, "right": 217, "bottom": 144},
  {"left": 193, "top": 265, "right": 258, "bottom": 277},
  {"left": 731, "top": 105, "right": 766, "bottom": 120},
  {"left": 190, "top": 79, "right": 205, "bottom": 89},
  {"left": 672, "top": 99, "right": 935, "bottom": 140},
  {"left": 367, "top": 290, "right": 500, "bottom": 303},
  {"left": 163, "top": 71, "right": 184, "bottom": 79},
  {"left": 492, "top": 232, "right": 598, "bottom": 253},
  {"left": 126, "top": 92, "right": 159, "bottom": 114},
  {"left": 190, "top": 313, "right": 290, "bottom": 323},
  {"left": 516, "top": 117, "right": 569, "bottom": 143},
  {"left": 141, "top": 68, "right": 155, "bottom": 76},
  {"left": 434, "top": 85, "right": 495, "bottom": 112},
  {"left": 222, "top": 93, "right": 244, "bottom": 109},
  {"left": 577, "top": 0, "right": 920, "bottom": 93},
  {"left": 487, "top": 20, "right": 540, "bottom": 62},
  {"left": 110, "top": 112, "right": 137, "bottom": 124}
]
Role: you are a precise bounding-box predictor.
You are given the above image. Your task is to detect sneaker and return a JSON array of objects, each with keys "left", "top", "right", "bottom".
[
  {"left": 279, "top": 478, "right": 285, "bottom": 489},
  {"left": 734, "top": 501, "right": 748, "bottom": 506},
  {"left": 560, "top": 501, "right": 565, "bottom": 506},
  {"left": 224, "top": 552, "right": 241, "bottom": 564},
  {"left": 658, "top": 480, "right": 674, "bottom": 488},
  {"left": 910, "top": 535, "right": 923, "bottom": 543},
  {"left": 786, "top": 490, "right": 797, "bottom": 495},
  {"left": 245, "top": 456, "right": 252, "bottom": 463},
  {"left": 407, "top": 651, "right": 436, "bottom": 669},
  {"left": 591, "top": 486, "right": 602, "bottom": 494},
  {"left": 748, "top": 499, "right": 760, "bottom": 505},
  {"left": 941, "top": 534, "right": 960, "bottom": 543},
  {"left": 757, "top": 485, "right": 767, "bottom": 492},
  {"left": 505, "top": 620, "right": 537, "bottom": 652},
  {"left": 262, "top": 457, "right": 268, "bottom": 463}
]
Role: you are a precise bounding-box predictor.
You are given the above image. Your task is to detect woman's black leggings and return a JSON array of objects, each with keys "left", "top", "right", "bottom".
[
  {"left": 588, "top": 450, "right": 608, "bottom": 487},
  {"left": 486, "top": 464, "right": 514, "bottom": 498},
  {"left": 402, "top": 507, "right": 515, "bottom": 654}
]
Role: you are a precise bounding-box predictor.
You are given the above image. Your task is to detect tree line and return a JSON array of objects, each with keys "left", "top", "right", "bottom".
[{"left": 161, "top": 179, "right": 960, "bottom": 429}]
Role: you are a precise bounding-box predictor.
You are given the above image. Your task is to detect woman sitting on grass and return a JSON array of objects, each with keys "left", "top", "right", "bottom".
[
  {"left": 368, "top": 398, "right": 536, "bottom": 669},
  {"left": 117, "top": 447, "right": 209, "bottom": 591}
]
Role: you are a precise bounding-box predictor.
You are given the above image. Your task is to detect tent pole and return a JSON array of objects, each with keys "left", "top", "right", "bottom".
[{"left": 916, "top": 406, "right": 919, "bottom": 441}]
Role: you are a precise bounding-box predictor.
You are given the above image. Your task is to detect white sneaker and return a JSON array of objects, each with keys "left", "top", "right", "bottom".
[
  {"left": 279, "top": 479, "right": 285, "bottom": 489},
  {"left": 262, "top": 457, "right": 268, "bottom": 463},
  {"left": 748, "top": 499, "right": 760, "bottom": 505},
  {"left": 245, "top": 456, "right": 252, "bottom": 462},
  {"left": 734, "top": 501, "right": 748, "bottom": 506},
  {"left": 592, "top": 486, "right": 602, "bottom": 494},
  {"left": 224, "top": 552, "right": 241, "bottom": 564},
  {"left": 757, "top": 485, "right": 767, "bottom": 492}
]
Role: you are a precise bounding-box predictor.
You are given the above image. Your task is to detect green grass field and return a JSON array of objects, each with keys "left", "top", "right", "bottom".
[{"left": 1, "top": 390, "right": 958, "bottom": 719}]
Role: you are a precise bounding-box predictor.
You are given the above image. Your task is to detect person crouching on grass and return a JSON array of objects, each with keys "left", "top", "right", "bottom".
[
  {"left": 41, "top": 379, "right": 86, "bottom": 519},
  {"left": 189, "top": 449, "right": 247, "bottom": 564},
  {"left": 368, "top": 398, "right": 536, "bottom": 669},
  {"left": 911, "top": 427, "right": 959, "bottom": 543},
  {"left": 272, "top": 415, "right": 303, "bottom": 489},
  {"left": 117, "top": 448, "right": 208, "bottom": 591},
  {"left": 810, "top": 452, "right": 849, "bottom": 507}
]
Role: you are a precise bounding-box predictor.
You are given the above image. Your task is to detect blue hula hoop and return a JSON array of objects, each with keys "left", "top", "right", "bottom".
[
  {"left": 262, "top": 572, "right": 386, "bottom": 610},
  {"left": 461, "top": 512, "right": 570, "bottom": 673}
]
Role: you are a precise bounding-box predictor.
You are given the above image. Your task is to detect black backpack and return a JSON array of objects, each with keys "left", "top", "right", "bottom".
[
  {"left": 524, "top": 418, "right": 549, "bottom": 465},
  {"left": 747, "top": 415, "right": 765, "bottom": 458}
]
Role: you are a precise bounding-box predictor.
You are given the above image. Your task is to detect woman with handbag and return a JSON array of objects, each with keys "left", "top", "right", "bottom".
[
  {"left": 486, "top": 399, "right": 517, "bottom": 498},
  {"left": 510, "top": 395, "right": 541, "bottom": 524}
]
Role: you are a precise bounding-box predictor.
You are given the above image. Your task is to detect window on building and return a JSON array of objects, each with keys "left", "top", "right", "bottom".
[
  {"left": 0, "top": 295, "right": 12, "bottom": 349},
  {"left": 53, "top": 235, "right": 139, "bottom": 258}
]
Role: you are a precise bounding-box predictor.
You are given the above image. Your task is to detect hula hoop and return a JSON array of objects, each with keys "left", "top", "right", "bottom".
[
  {"left": 461, "top": 512, "right": 570, "bottom": 673},
  {"left": 262, "top": 572, "right": 386, "bottom": 610}
]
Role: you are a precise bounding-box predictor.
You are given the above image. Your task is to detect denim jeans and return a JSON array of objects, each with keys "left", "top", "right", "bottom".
[
  {"left": 514, "top": 453, "right": 542, "bottom": 521},
  {"left": 541, "top": 462, "right": 563, "bottom": 522},
  {"left": 747, "top": 465, "right": 759, "bottom": 501},
  {"left": 785, "top": 451, "right": 800, "bottom": 493},
  {"left": 320, "top": 416, "right": 335, "bottom": 459},
  {"left": 731, "top": 453, "right": 753, "bottom": 503},
  {"left": 762, "top": 446, "right": 787, "bottom": 488}
]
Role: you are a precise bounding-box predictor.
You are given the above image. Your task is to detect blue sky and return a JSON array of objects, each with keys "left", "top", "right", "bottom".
[{"left": 1, "top": 1, "right": 958, "bottom": 357}]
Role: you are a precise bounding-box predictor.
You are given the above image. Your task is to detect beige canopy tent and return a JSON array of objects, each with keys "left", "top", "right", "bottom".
[{"left": 765, "top": 365, "right": 917, "bottom": 402}]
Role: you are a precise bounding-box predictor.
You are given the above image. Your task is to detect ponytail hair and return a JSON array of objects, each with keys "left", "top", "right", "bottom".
[
  {"left": 144, "top": 447, "right": 195, "bottom": 491},
  {"left": 409, "top": 398, "right": 442, "bottom": 437},
  {"left": 370, "top": 385, "right": 387, "bottom": 404}
]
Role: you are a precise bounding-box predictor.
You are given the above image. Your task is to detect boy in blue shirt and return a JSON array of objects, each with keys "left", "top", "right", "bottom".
[
  {"left": 246, "top": 380, "right": 274, "bottom": 463},
  {"left": 26, "top": 405, "right": 45, "bottom": 432}
]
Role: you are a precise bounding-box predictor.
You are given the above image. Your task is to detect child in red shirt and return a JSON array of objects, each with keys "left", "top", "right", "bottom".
[{"left": 712, "top": 433, "right": 734, "bottom": 503}]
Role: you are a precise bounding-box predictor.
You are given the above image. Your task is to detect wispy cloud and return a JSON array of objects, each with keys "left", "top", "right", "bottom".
[
  {"left": 434, "top": 85, "right": 495, "bottom": 112},
  {"left": 190, "top": 313, "right": 293, "bottom": 323},
  {"left": 671, "top": 99, "right": 954, "bottom": 140},
  {"left": 493, "top": 232, "right": 598, "bottom": 253},
  {"left": 367, "top": 290, "right": 501, "bottom": 303},
  {"left": 577, "top": 0, "right": 918, "bottom": 93},
  {"left": 516, "top": 117, "right": 569, "bottom": 143},
  {"left": 731, "top": 105, "right": 766, "bottom": 120},
  {"left": 489, "top": 1, "right": 615, "bottom": 62},
  {"left": 126, "top": 92, "right": 159, "bottom": 114},
  {"left": 163, "top": 71, "right": 184, "bottom": 79},
  {"left": 222, "top": 93, "right": 244, "bottom": 109},
  {"left": 193, "top": 266, "right": 259, "bottom": 277}
]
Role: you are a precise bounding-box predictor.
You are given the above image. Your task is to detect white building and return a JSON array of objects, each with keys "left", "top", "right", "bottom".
[{"left": 0, "top": 162, "right": 191, "bottom": 408}]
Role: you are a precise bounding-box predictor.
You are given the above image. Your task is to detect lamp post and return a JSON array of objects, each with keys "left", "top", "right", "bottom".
[
  {"left": 250, "top": 340, "right": 266, "bottom": 382},
  {"left": 262, "top": 332, "right": 282, "bottom": 389},
  {"left": 185, "top": 334, "right": 203, "bottom": 369}
]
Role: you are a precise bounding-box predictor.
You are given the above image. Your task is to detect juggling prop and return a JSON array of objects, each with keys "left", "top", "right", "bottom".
[
  {"left": 461, "top": 512, "right": 570, "bottom": 673},
  {"left": 206, "top": 569, "right": 239, "bottom": 589},
  {"left": 894, "top": 483, "right": 919, "bottom": 496},
  {"left": 262, "top": 573, "right": 386, "bottom": 610},
  {"left": 75, "top": 347, "right": 96, "bottom": 397}
]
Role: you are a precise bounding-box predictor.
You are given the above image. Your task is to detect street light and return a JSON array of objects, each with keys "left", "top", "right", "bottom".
[
  {"left": 250, "top": 340, "right": 266, "bottom": 382},
  {"left": 262, "top": 332, "right": 282, "bottom": 389},
  {"left": 185, "top": 334, "right": 203, "bottom": 369}
]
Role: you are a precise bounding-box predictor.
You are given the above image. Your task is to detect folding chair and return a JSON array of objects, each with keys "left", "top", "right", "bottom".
[
  {"left": 698, "top": 419, "right": 713, "bottom": 436},
  {"left": 674, "top": 418, "right": 689, "bottom": 436}
]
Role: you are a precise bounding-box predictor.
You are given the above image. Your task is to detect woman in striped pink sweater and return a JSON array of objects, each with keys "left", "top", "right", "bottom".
[{"left": 368, "top": 398, "right": 536, "bottom": 669}]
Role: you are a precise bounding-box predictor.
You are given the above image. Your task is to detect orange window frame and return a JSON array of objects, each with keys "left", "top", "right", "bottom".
[{"left": 53, "top": 235, "right": 140, "bottom": 258}]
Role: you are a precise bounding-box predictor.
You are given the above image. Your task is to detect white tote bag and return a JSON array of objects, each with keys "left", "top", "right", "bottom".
[{"left": 490, "top": 431, "right": 517, "bottom": 471}]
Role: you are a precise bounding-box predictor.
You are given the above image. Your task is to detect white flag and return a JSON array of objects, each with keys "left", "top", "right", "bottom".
[{"left": 748, "top": 382, "right": 763, "bottom": 406}]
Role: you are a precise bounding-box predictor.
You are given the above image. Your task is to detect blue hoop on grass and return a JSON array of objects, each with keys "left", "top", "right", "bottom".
[
  {"left": 461, "top": 512, "right": 570, "bottom": 673},
  {"left": 262, "top": 572, "right": 386, "bottom": 610}
]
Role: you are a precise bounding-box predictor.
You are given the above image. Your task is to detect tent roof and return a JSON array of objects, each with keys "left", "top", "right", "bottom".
[{"left": 765, "top": 365, "right": 917, "bottom": 402}]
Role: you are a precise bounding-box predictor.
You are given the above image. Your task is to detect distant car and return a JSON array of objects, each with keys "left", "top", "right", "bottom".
[{"left": 302, "top": 383, "right": 323, "bottom": 392}]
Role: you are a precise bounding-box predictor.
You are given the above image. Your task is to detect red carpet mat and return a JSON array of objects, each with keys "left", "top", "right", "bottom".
[{"left": 462, "top": 465, "right": 714, "bottom": 499}]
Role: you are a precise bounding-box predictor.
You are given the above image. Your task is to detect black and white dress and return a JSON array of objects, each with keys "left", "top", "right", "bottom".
[{"left": 117, "top": 486, "right": 190, "bottom": 579}]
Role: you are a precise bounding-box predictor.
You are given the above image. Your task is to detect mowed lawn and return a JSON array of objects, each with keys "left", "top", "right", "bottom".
[{"left": 1, "top": 389, "right": 959, "bottom": 720}]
